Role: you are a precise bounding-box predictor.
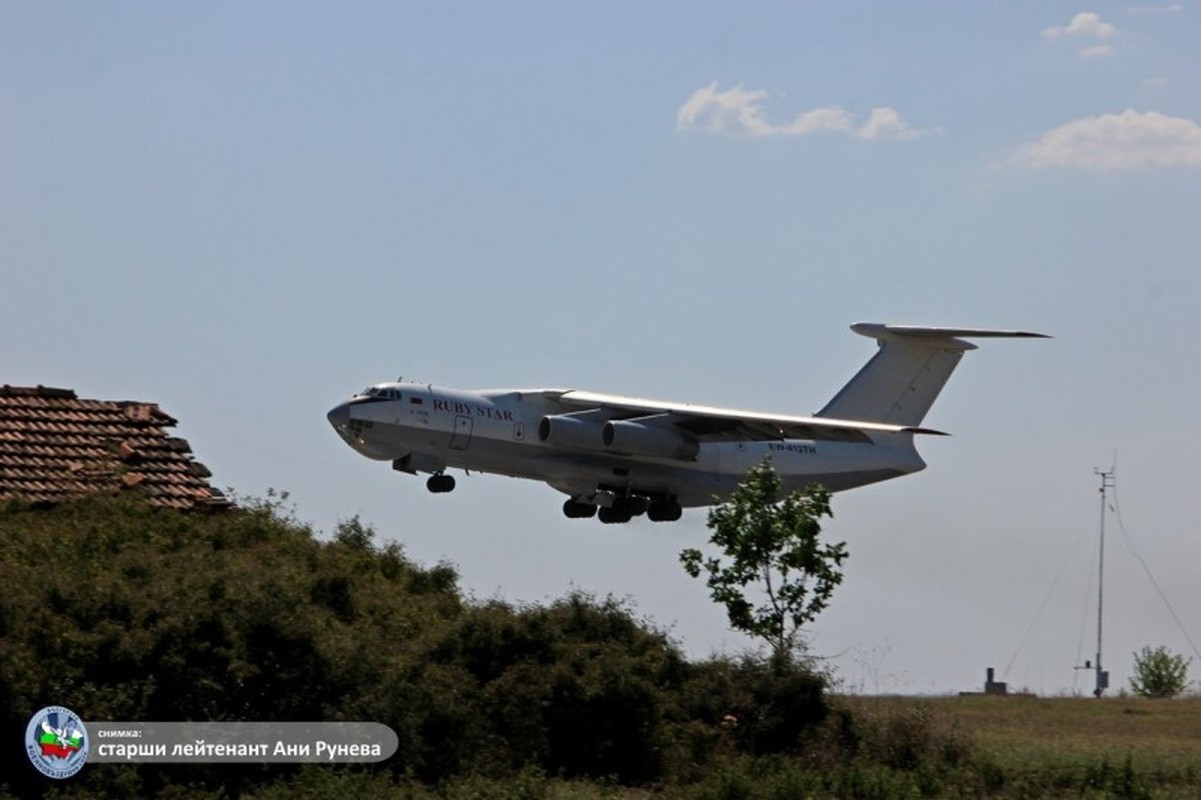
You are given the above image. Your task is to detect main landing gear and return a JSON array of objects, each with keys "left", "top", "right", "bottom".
[
  {"left": 646, "top": 499, "right": 683, "bottom": 522},
  {"left": 426, "top": 473, "right": 456, "bottom": 493},
  {"left": 562, "top": 499, "right": 597, "bottom": 519},
  {"left": 562, "top": 495, "right": 682, "bottom": 524}
]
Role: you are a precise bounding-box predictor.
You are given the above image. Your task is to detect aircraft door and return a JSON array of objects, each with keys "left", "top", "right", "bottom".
[{"left": 450, "top": 415, "right": 473, "bottom": 450}]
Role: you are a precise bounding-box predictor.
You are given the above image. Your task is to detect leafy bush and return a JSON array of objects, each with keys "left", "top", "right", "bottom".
[
  {"left": 673, "top": 655, "right": 829, "bottom": 759},
  {"left": 0, "top": 495, "right": 462, "bottom": 797},
  {"left": 5, "top": 496, "right": 836, "bottom": 796},
  {"left": 1129, "top": 645, "right": 1191, "bottom": 698}
]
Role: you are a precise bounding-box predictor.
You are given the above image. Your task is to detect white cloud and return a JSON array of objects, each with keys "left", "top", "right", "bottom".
[
  {"left": 1041, "top": 11, "right": 1120, "bottom": 57},
  {"left": 1041, "top": 11, "right": 1118, "bottom": 39},
  {"left": 858, "top": 107, "right": 945, "bottom": 141},
  {"left": 778, "top": 106, "right": 855, "bottom": 137},
  {"left": 675, "top": 83, "right": 777, "bottom": 137},
  {"left": 676, "top": 83, "right": 941, "bottom": 141},
  {"left": 1012, "top": 109, "right": 1201, "bottom": 170}
]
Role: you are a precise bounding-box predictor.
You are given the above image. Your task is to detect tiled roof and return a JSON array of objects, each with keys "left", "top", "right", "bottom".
[{"left": 0, "top": 385, "right": 230, "bottom": 511}]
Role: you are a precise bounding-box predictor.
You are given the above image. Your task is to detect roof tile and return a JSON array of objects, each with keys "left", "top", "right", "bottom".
[{"left": 0, "top": 385, "right": 231, "bottom": 511}]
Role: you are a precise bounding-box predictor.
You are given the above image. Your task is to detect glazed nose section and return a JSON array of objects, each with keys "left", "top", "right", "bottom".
[{"left": 327, "top": 401, "right": 351, "bottom": 431}]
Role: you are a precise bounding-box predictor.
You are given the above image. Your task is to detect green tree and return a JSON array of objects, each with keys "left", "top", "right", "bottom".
[
  {"left": 680, "top": 459, "right": 847, "bottom": 667},
  {"left": 1129, "top": 645, "right": 1191, "bottom": 698}
]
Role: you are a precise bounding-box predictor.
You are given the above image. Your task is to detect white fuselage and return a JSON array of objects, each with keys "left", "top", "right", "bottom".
[
  {"left": 327, "top": 324, "right": 1042, "bottom": 522},
  {"left": 327, "top": 382, "right": 926, "bottom": 509}
]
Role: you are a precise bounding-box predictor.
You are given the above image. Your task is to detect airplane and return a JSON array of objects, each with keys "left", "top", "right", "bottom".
[{"left": 327, "top": 323, "right": 1046, "bottom": 523}]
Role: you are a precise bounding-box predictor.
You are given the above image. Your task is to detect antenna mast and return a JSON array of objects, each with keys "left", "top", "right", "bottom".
[
  {"left": 1091, "top": 468, "right": 1114, "bottom": 697},
  {"left": 1074, "top": 467, "right": 1114, "bottom": 696}
]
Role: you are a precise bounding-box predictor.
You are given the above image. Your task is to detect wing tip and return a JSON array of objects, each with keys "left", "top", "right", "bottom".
[{"left": 905, "top": 426, "right": 950, "bottom": 437}]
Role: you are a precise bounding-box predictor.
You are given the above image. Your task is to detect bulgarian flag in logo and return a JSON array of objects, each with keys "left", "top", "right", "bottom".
[{"left": 39, "top": 721, "right": 82, "bottom": 759}]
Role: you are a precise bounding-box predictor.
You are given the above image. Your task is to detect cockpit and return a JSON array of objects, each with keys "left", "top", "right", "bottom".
[{"left": 355, "top": 385, "right": 403, "bottom": 401}]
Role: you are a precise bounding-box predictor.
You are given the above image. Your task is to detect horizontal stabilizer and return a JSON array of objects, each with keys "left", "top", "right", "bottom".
[{"left": 850, "top": 324, "right": 1049, "bottom": 349}]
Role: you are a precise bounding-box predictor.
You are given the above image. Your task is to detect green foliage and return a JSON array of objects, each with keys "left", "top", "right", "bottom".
[
  {"left": 332, "top": 514, "right": 375, "bottom": 550},
  {"left": 680, "top": 459, "right": 847, "bottom": 666},
  {"left": 0, "top": 494, "right": 462, "bottom": 797},
  {"left": 1129, "top": 644, "right": 1191, "bottom": 698},
  {"left": 0, "top": 491, "right": 1000, "bottom": 798},
  {"left": 816, "top": 699, "right": 974, "bottom": 774},
  {"left": 672, "top": 655, "right": 829, "bottom": 761},
  {"left": 6, "top": 495, "right": 805, "bottom": 796}
]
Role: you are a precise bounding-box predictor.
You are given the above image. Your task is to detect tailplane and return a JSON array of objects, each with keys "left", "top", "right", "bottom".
[{"left": 817, "top": 324, "right": 1047, "bottom": 427}]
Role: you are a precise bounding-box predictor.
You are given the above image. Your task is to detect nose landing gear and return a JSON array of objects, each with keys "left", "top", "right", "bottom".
[{"left": 426, "top": 473, "right": 456, "bottom": 493}]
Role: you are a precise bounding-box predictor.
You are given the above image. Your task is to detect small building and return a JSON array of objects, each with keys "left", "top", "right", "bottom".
[
  {"left": 0, "top": 385, "right": 229, "bottom": 511},
  {"left": 959, "top": 667, "right": 1011, "bottom": 697},
  {"left": 983, "top": 667, "right": 1007, "bottom": 695}
]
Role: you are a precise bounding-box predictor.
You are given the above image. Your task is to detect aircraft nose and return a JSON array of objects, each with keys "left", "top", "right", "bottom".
[{"left": 327, "top": 401, "right": 351, "bottom": 431}]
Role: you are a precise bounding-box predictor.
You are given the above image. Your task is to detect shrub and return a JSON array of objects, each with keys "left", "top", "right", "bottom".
[{"left": 1130, "top": 645, "right": 1191, "bottom": 698}]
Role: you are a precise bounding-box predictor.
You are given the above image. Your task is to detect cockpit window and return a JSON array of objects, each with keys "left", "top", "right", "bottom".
[{"left": 359, "top": 386, "right": 402, "bottom": 400}]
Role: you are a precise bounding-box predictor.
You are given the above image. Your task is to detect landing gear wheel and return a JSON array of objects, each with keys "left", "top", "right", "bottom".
[
  {"left": 617, "top": 496, "right": 649, "bottom": 517},
  {"left": 647, "top": 500, "right": 683, "bottom": 522},
  {"left": 426, "top": 473, "right": 456, "bottom": 493},
  {"left": 597, "top": 506, "right": 633, "bottom": 524},
  {"left": 563, "top": 499, "right": 597, "bottom": 519}
]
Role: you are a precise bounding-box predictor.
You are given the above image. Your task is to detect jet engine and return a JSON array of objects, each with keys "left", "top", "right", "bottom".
[
  {"left": 603, "top": 419, "right": 699, "bottom": 461},
  {"left": 538, "top": 414, "right": 607, "bottom": 451}
]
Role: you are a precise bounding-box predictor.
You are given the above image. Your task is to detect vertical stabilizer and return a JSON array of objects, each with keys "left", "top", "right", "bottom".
[{"left": 816, "top": 324, "right": 1047, "bottom": 427}]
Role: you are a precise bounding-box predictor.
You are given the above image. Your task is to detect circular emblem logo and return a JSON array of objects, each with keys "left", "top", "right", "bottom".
[{"left": 25, "top": 706, "right": 88, "bottom": 779}]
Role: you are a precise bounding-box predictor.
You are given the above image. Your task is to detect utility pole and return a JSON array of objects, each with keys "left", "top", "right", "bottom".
[
  {"left": 1092, "top": 468, "right": 1114, "bottom": 697},
  {"left": 1074, "top": 468, "right": 1114, "bottom": 696}
]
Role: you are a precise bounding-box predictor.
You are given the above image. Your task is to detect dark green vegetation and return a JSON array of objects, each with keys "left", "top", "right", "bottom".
[
  {"left": 0, "top": 495, "right": 827, "bottom": 798},
  {"left": 3, "top": 496, "right": 1199, "bottom": 798}
]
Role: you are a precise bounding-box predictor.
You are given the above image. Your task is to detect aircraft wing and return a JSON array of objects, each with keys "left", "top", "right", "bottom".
[{"left": 550, "top": 390, "right": 946, "bottom": 444}]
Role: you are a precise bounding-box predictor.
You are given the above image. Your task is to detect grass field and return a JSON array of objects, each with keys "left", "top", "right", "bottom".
[
  {"left": 948, "top": 694, "right": 1201, "bottom": 772},
  {"left": 832, "top": 694, "right": 1201, "bottom": 798},
  {"left": 405, "top": 694, "right": 1201, "bottom": 799}
]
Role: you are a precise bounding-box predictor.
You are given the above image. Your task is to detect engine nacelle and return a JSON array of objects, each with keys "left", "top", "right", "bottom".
[
  {"left": 538, "top": 414, "right": 607, "bottom": 451},
  {"left": 603, "top": 420, "right": 699, "bottom": 461}
]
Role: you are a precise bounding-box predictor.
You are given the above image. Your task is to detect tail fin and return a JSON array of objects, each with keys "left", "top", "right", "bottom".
[{"left": 816, "top": 324, "right": 1048, "bottom": 427}]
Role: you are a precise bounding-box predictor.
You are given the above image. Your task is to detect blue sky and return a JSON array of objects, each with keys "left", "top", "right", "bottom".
[{"left": 4, "top": 2, "right": 1200, "bottom": 695}]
